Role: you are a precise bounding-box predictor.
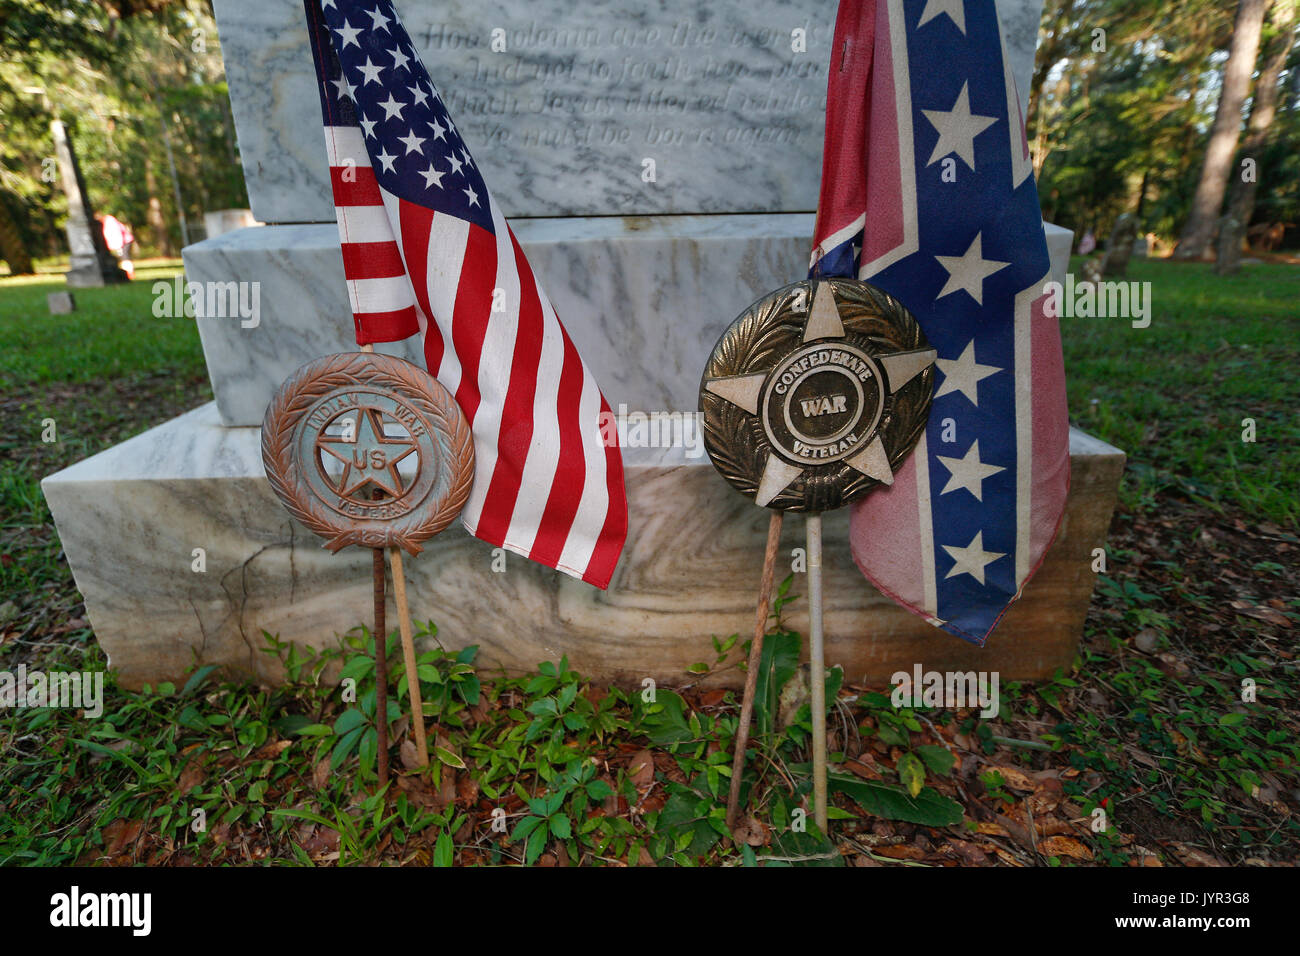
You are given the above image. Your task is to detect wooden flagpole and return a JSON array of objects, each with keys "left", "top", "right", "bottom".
[
  {"left": 726, "top": 510, "right": 784, "bottom": 832},
  {"left": 389, "top": 547, "right": 429, "bottom": 766}
]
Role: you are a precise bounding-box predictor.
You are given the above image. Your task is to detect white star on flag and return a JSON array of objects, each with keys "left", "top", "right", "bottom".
[
  {"left": 335, "top": 20, "right": 361, "bottom": 48},
  {"left": 377, "top": 93, "right": 404, "bottom": 119},
  {"left": 935, "top": 439, "right": 1005, "bottom": 500},
  {"left": 942, "top": 531, "right": 1006, "bottom": 585},
  {"left": 418, "top": 163, "right": 443, "bottom": 189},
  {"left": 357, "top": 57, "right": 383, "bottom": 85},
  {"left": 389, "top": 46, "right": 410, "bottom": 72},
  {"left": 398, "top": 130, "right": 424, "bottom": 155},
  {"left": 367, "top": 7, "right": 390, "bottom": 32},
  {"left": 934, "top": 231, "right": 1009, "bottom": 305},
  {"left": 918, "top": 0, "right": 966, "bottom": 33},
  {"left": 934, "top": 339, "right": 1002, "bottom": 405},
  {"left": 375, "top": 147, "right": 396, "bottom": 173},
  {"left": 923, "top": 81, "right": 996, "bottom": 168},
  {"left": 330, "top": 75, "right": 355, "bottom": 101}
]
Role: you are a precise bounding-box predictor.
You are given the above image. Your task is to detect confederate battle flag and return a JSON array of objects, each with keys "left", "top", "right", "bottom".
[{"left": 809, "top": 0, "right": 1070, "bottom": 644}]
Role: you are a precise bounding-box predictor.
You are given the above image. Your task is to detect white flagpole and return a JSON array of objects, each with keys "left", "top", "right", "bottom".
[{"left": 806, "top": 512, "right": 828, "bottom": 831}]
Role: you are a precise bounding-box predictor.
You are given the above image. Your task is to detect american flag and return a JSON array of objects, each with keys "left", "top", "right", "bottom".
[
  {"left": 810, "top": 0, "right": 1070, "bottom": 644},
  {"left": 303, "top": 0, "right": 627, "bottom": 588}
]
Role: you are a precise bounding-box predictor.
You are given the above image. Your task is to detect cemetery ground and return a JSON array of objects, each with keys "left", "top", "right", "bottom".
[{"left": 1, "top": 258, "right": 1297, "bottom": 868}]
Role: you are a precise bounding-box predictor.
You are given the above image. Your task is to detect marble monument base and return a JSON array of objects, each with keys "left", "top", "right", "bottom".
[
  {"left": 43, "top": 403, "right": 1124, "bottom": 690},
  {"left": 182, "top": 217, "right": 1078, "bottom": 427}
]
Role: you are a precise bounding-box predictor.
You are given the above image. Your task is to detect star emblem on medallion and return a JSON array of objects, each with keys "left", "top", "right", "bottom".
[
  {"left": 317, "top": 406, "right": 418, "bottom": 500},
  {"left": 702, "top": 281, "right": 937, "bottom": 507}
]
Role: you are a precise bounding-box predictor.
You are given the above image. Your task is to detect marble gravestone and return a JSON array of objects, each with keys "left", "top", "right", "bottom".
[
  {"left": 51, "top": 120, "right": 128, "bottom": 289},
  {"left": 43, "top": 0, "right": 1125, "bottom": 690}
]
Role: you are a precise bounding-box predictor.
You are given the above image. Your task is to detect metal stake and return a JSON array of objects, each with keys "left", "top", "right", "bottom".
[
  {"left": 372, "top": 545, "right": 389, "bottom": 788},
  {"left": 806, "top": 512, "right": 828, "bottom": 831},
  {"left": 361, "top": 342, "right": 389, "bottom": 788}
]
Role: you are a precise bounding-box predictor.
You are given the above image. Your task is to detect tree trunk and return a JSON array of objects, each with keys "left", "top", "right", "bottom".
[
  {"left": 1173, "top": 0, "right": 1270, "bottom": 260},
  {"left": 0, "top": 196, "right": 35, "bottom": 275},
  {"left": 144, "top": 159, "right": 175, "bottom": 257},
  {"left": 1027, "top": 0, "right": 1078, "bottom": 173},
  {"left": 1217, "top": 0, "right": 1297, "bottom": 272}
]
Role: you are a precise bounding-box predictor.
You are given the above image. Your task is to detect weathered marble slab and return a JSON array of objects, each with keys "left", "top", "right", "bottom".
[
  {"left": 184, "top": 215, "right": 812, "bottom": 426},
  {"left": 44, "top": 403, "right": 1122, "bottom": 690},
  {"left": 183, "top": 217, "right": 1074, "bottom": 427},
  {"left": 213, "top": 0, "right": 1045, "bottom": 222}
]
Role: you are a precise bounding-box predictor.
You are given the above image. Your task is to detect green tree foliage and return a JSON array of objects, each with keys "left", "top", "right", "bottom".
[
  {"left": 1032, "top": 0, "right": 1298, "bottom": 248},
  {"left": 0, "top": 0, "right": 247, "bottom": 270}
]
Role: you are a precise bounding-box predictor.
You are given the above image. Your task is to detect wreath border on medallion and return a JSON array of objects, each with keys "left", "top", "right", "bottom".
[
  {"left": 699, "top": 278, "right": 935, "bottom": 514},
  {"left": 262, "top": 351, "right": 475, "bottom": 554}
]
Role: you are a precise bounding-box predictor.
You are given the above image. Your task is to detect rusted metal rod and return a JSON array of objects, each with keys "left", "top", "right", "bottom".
[{"left": 372, "top": 545, "right": 389, "bottom": 788}]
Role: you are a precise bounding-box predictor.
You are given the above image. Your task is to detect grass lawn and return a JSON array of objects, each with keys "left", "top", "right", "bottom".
[
  {"left": 0, "top": 258, "right": 1296, "bottom": 867},
  {"left": 0, "top": 261, "right": 212, "bottom": 651}
]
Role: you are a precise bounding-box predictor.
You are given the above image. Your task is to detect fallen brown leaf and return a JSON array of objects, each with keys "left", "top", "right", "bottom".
[
  {"left": 874, "top": 843, "right": 928, "bottom": 860},
  {"left": 945, "top": 839, "right": 988, "bottom": 865},
  {"left": 1171, "top": 843, "right": 1226, "bottom": 867},
  {"left": 730, "top": 815, "right": 769, "bottom": 847},
  {"left": 1038, "top": 835, "right": 1094, "bottom": 861},
  {"left": 101, "top": 819, "right": 144, "bottom": 857},
  {"left": 989, "top": 765, "right": 1037, "bottom": 792},
  {"left": 178, "top": 758, "right": 204, "bottom": 795},
  {"left": 399, "top": 740, "right": 422, "bottom": 770},
  {"left": 628, "top": 749, "right": 656, "bottom": 790}
]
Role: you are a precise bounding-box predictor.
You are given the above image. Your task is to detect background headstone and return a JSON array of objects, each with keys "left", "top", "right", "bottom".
[
  {"left": 46, "top": 291, "right": 75, "bottom": 314},
  {"left": 203, "top": 208, "right": 260, "bottom": 239},
  {"left": 1100, "top": 212, "right": 1139, "bottom": 278},
  {"left": 50, "top": 120, "right": 128, "bottom": 288}
]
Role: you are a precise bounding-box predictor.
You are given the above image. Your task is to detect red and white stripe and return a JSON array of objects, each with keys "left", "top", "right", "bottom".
[
  {"left": 324, "top": 125, "right": 421, "bottom": 344},
  {"left": 380, "top": 191, "right": 626, "bottom": 586},
  {"left": 311, "top": 0, "right": 627, "bottom": 588},
  {"left": 322, "top": 131, "right": 626, "bottom": 587}
]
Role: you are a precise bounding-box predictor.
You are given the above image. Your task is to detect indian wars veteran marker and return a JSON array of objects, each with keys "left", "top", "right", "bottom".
[
  {"left": 262, "top": 350, "right": 474, "bottom": 786},
  {"left": 702, "top": 277, "right": 934, "bottom": 831}
]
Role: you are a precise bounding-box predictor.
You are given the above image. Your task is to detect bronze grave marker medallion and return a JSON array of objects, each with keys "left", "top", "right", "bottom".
[
  {"left": 262, "top": 351, "right": 474, "bottom": 554},
  {"left": 700, "top": 278, "right": 937, "bottom": 513}
]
